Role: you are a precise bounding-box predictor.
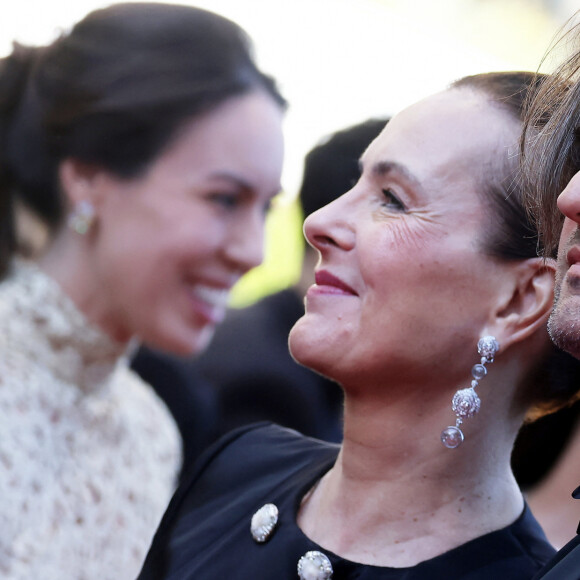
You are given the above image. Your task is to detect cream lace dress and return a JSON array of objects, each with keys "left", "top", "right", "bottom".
[{"left": 0, "top": 261, "right": 181, "bottom": 579}]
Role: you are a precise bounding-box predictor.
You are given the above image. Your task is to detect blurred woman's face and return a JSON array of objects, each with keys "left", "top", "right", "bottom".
[
  {"left": 289, "top": 90, "right": 520, "bottom": 393},
  {"left": 81, "top": 90, "right": 284, "bottom": 354}
]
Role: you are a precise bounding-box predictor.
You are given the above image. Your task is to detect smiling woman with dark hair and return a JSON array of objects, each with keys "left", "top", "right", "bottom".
[
  {"left": 138, "top": 72, "right": 574, "bottom": 580},
  {"left": 0, "top": 3, "right": 285, "bottom": 578}
]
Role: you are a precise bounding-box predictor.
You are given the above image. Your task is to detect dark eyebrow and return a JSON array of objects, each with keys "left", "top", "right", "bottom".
[
  {"left": 209, "top": 172, "right": 254, "bottom": 192},
  {"left": 211, "top": 171, "right": 282, "bottom": 198},
  {"left": 359, "top": 159, "right": 423, "bottom": 192},
  {"left": 374, "top": 161, "right": 422, "bottom": 187}
]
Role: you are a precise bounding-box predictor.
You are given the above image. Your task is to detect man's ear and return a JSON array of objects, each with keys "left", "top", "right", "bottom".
[{"left": 487, "top": 258, "right": 556, "bottom": 351}]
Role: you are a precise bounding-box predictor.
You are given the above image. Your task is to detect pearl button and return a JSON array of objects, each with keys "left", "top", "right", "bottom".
[
  {"left": 297, "top": 550, "right": 333, "bottom": 580},
  {"left": 250, "top": 503, "right": 279, "bottom": 543}
]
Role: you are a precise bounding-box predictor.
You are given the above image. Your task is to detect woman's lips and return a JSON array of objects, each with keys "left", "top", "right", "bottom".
[{"left": 311, "top": 270, "right": 358, "bottom": 295}]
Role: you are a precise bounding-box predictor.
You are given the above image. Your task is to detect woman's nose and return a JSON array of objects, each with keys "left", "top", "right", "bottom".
[
  {"left": 224, "top": 211, "right": 265, "bottom": 273},
  {"left": 557, "top": 170, "right": 580, "bottom": 223},
  {"left": 303, "top": 193, "right": 355, "bottom": 254}
]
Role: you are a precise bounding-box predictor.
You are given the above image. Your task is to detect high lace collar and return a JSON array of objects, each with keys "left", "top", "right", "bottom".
[{"left": 0, "top": 259, "right": 129, "bottom": 394}]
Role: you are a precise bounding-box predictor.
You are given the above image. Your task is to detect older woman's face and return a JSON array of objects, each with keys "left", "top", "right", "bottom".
[
  {"left": 79, "top": 90, "right": 284, "bottom": 354},
  {"left": 289, "top": 90, "right": 520, "bottom": 391}
]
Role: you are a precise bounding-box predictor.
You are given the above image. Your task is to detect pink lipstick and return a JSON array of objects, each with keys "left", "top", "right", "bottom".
[{"left": 310, "top": 270, "right": 357, "bottom": 296}]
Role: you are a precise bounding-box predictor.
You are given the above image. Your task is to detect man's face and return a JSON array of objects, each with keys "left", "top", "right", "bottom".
[{"left": 548, "top": 170, "right": 580, "bottom": 359}]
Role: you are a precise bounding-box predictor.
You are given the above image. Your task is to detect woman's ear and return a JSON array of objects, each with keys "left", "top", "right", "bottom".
[
  {"left": 58, "top": 159, "right": 101, "bottom": 207},
  {"left": 488, "top": 258, "right": 556, "bottom": 351}
]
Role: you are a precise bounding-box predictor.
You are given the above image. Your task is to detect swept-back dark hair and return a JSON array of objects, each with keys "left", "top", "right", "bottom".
[
  {"left": 0, "top": 2, "right": 286, "bottom": 277},
  {"left": 452, "top": 71, "right": 580, "bottom": 419},
  {"left": 451, "top": 72, "right": 547, "bottom": 261},
  {"left": 521, "top": 18, "right": 580, "bottom": 257}
]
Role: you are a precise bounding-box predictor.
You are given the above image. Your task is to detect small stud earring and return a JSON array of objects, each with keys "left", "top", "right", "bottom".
[
  {"left": 67, "top": 200, "right": 95, "bottom": 235},
  {"left": 441, "top": 335, "right": 499, "bottom": 449}
]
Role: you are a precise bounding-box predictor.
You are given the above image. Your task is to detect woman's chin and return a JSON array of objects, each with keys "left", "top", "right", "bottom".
[
  {"left": 288, "top": 320, "right": 311, "bottom": 364},
  {"left": 142, "top": 323, "right": 217, "bottom": 356},
  {"left": 179, "top": 324, "right": 217, "bottom": 356},
  {"left": 289, "top": 324, "right": 331, "bottom": 378}
]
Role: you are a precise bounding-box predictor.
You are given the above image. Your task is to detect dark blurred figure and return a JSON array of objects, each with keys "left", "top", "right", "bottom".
[
  {"left": 191, "top": 118, "right": 389, "bottom": 442},
  {"left": 512, "top": 401, "right": 580, "bottom": 549},
  {"left": 133, "top": 118, "right": 388, "bottom": 458},
  {"left": 131, "top": 348, "right": 221, "bottom": 474},
  {"left": 512, "top": 404, "right": 580, "bottom": 491}
]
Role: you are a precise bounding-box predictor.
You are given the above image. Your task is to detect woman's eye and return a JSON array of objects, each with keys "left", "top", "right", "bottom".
[
  {"left": 381, "top": 189, "right": 405, "bottom": 211},
  {"left": 209, "top": 193, "right": 240, "bottom": 209}
]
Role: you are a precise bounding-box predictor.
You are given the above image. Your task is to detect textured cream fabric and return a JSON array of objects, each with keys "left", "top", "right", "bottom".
[{"left": 0, "top": 261, "right": 181, "bottom": 579}]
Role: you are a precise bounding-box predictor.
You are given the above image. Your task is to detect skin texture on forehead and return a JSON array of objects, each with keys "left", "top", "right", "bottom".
[{"left": 379, "top": 88, "right": 520, "bottom": 200}]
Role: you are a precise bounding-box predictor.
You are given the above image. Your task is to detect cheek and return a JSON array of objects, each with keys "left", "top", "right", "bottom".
[
  {"left": 359, "top": 224, "right": 443, "bottom": 295},
  {"left": 366, "top": 215, "right": 453, "bottom": 277},
  {"left": 559, "top": 217, "right": 576, "bottom": 241},
  {"left": 363, "top": 242, "right": 497, "bottom": 329},
  {"left": 94, "top": 214, "right": 216, "bottom": 300},
  {"left": 140, "top": 204, "right": 224, "bottom": 257},
  {"left": 557, "top": 219, "right": 576, "bottom": 270}
]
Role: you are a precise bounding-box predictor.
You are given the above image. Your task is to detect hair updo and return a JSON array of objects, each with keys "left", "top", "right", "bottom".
[{"left": 0, "top": 2, "right": 286, "bottom": 277}]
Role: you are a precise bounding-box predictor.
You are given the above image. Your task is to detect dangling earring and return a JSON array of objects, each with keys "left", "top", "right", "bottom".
[
  {"left": 440, "top": 335, "right": 499, "bottom": 449},
  {"left": 67, "top": 200, "right": 95, "bottom": 235}
]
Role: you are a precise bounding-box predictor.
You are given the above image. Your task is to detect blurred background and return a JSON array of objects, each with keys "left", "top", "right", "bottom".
[{"left": 2, "top": 0, "right": 578, "bottom": 303}]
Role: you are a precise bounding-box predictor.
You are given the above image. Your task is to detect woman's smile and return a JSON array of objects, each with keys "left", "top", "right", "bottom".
[
  {"left": 308, "top": 270, "right": 358, "bottom": 297},
  {"left": 186, "top": 282, "right": 233, "bottom": 325}
]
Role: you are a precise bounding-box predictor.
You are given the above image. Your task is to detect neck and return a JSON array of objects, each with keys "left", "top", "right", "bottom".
[
  {"left": 298, "top": 384, "right": 524, "bottom": 567},
  {"left": 39, "top": 234, "right": 131, "bottom": 345}
]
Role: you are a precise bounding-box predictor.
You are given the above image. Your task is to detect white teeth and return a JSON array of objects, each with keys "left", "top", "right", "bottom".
[{"left": 191, "top": 285, "right": 231, "bottom": 307}]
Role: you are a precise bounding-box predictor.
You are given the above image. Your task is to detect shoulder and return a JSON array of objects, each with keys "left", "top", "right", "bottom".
[
  {"left": 531, "top": 534, "right": 580, "bottom": 579},
  {"left": 178, "top": 422, "right": 338, "bottom": 496},
  {"left": 479, "top": 505, "right": 555, "bottom": 578},
  {"left": 531, "top": 511, "right": 580, "bottom": 580},
  {"left": 114, "top": 365, "right": 177, "bottom": 424},
  {"left": 140, "top": 423, "right": 338, "bottom": 576},
  {"left": 110, "top": 365, "right": 181, "bottom": 466},
  {"left": 420, "top": 504, "right": 556, "bottom": 579},
  {"left": 509, "top": 505, "right": 558, "bottom": 567}
]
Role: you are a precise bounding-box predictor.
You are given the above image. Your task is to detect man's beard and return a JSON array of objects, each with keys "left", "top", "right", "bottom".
[{"left": 548, "top": 292, "right": 580, "bottom": 360}]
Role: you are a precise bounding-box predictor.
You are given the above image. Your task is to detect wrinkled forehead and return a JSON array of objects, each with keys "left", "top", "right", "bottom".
[{"left": 362, "top": 89, "right": 520, "bottom": 186}]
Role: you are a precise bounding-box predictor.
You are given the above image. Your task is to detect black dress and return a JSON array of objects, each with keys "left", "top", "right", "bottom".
[
  {"left": 139, "top": 424, "right": 555, "bottom": 580},
  {"left": 532, "top": 534, "right": 580, "bottom": 579},
  {"left": 531, "top": 484, "right": 580, "bottom": 580}
]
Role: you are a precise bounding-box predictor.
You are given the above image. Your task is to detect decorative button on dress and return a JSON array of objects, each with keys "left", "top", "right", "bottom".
[{"left": 0, "top": 261, "right": 181, "bottom": 580}]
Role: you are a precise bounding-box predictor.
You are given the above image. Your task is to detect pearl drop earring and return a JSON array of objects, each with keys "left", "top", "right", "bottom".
[{"left": 440, "top": 336, "right": 499, "bottom": 449}]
